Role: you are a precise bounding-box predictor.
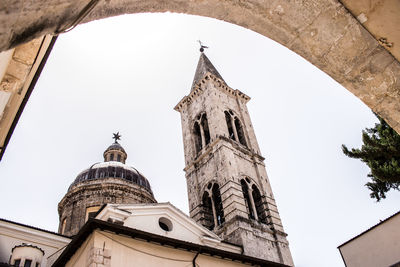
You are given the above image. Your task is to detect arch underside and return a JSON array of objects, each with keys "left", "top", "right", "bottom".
[{"left": 1, "top": 0, "right": 400, "bottom": 132}]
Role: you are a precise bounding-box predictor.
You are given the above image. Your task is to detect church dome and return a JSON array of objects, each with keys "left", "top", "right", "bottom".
[
  {"left": 68, "top": 132, "right": 152, "bottom": 195},
  {"left": 58, "top": 133, "right": 156, "bottom": 237},
  {"left": 69, "top": 161, "right": 153, "bottom": 194}
]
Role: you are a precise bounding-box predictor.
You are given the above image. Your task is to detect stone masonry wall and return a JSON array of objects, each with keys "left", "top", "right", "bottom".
[
  {"left": 58, "top": 178, "right": 156, "bottom": 237},
  {"left": 87, "top": 246, "right": 111, "bottom": 267}
]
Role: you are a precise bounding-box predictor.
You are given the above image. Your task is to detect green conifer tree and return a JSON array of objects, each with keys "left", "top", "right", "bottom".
[{"left": 342, "top": 114, "right": 400, "bottom": 201}]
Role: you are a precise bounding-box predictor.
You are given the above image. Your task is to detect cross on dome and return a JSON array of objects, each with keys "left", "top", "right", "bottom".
[{"left": 113, "top": 132, "right": 121, "bottom": 143}]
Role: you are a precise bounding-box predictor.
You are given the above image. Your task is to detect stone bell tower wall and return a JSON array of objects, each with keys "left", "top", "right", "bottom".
[{"left": 175, "top": 54, "right": 293, "bottom": 266}]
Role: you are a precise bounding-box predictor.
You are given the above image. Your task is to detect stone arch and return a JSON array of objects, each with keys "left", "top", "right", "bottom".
[
  {"left": 201, "top": 191, "right": 214, "bottom": 230},
  {"left": 240, "top": 179, "right": 255, "bottom": 219},
  {"left": 1, "top": 0, "right": 400, "bottom": 134},
  {"left": 240, "top": 177, "right": 267, "bottom": 224},
  {"left": 193, "top": 121, "right": 202, "bottom": 154},
  {"left": 225, "top": 109, "right": 247, "bottom": 147},
  {"left": 252, "top": 184, "right": 267, "bottom": 223},
  {"left": 201, "top": 181, "right": 225, "bottom": 230},
  {"left": 200, "top": 113, "right": 211, "bottom": 145},
  {"left": 192, "top": 112, "right": 210, "bottom": 155}
]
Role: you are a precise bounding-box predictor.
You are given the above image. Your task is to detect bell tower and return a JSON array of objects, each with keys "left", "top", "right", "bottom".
[{"left": 174, "top": 51, "right": 293, "bottom": 266}]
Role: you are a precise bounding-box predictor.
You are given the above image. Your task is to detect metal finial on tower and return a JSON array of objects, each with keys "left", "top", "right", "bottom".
[
  {"left": 198, "top": 40, "right": 209, "bottom": 53},
  {"left": 112, "top": 132, "right": 121, "bottom": 143}
]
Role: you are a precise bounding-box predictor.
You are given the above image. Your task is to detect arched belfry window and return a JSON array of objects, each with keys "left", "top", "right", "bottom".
[
  {"left": 194, "top": 122, "right": 202, "bottom": 153},
  {"left": 225, "top": 111, "right": 234, "bottom": 139},
  {"left": 224, "top": 110, "right": 247, "bottom": 147},
  {"left": 202, "top": 191, "right": 214, "bottom": 230},
  {"left": 201, "top": 115, "right": 211, "bottom": 145},
  {"left": 193, "top": 113, "right": 211, "bottom": 154},
  {"left": 234, "top": 117, "right": 247, "bottom": 146},
  {"left": 252, "top": 185, "right": 267, "bottom": 223},
  {"left": 240, "top": 178, "right": 266, "bottom": 223},
  {"left": 241, "top": 179, "right": 255, "bottom": 219},
  {"left": 201, "top": 182, "right": 225, "bottom": 230}
]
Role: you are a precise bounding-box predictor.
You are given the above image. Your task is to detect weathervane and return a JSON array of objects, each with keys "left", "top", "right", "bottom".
[
  {"left": 112, "top": 132, "right": 121, "bottom": 143},
  {"left": 198, "top": 40, "right": 209, "bottom": 52}
]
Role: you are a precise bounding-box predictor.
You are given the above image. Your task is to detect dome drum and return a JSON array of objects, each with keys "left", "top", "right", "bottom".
[{"left": 59, "top": 181, "right": 156, "bottom": 236}]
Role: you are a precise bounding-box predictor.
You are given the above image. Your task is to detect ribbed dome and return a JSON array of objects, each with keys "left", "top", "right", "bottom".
[{"left": 68, "top": 161, "right": 153, "bottom": 195}]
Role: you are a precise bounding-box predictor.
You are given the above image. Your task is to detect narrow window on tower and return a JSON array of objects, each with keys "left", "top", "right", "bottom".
[
  {"left": 110, "top": 153, "right": 114, "bottom": 161},
  {"left": 212, "top": 183, "right": 225, "bottom": 226},
  {"left": 234, "top": 117, "right": 247, "bottom": 147},
  {"left": 201, "top": 182, "right": 225, "bottom": 230},
  {"left": 193, "top": 121, "right": 202, "bottom": 153},
  {"left": 241, "top": 179, "right": 255, "bottom": 219},
  {"left": 225, "top": 111, "right": 235, "bottom": 139},
  {"left": 224, "top": 110, "right": 247, "bottom": 147},
  {"left": 202, "top": 191, "right": 214, "bottom": 230},
  {"left": 252, "top": 185, "right": 267, "bottom": 223},
  {"left": 201, "top": 114, "right": 211, "bottom": 145},
  {"left": 117, "top": 154, "right": 121, "bottom": 162}
]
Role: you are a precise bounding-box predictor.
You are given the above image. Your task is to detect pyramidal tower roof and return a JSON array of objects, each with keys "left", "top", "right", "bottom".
[{"left": 191, "top": 52, "right": 225, "bottom": 91}]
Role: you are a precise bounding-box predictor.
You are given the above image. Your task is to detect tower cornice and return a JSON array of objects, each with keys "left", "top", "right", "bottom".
[{"left": 174, "top": 72, "right": 250, "bottom": 112}]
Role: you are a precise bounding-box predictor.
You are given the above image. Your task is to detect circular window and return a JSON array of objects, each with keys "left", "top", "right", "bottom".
[{"left": 158, "top": 217, "right": 173, "bottom": 232}]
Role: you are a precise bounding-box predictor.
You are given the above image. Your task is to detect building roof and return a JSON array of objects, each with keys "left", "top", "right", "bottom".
[
  {"left": 96, "top": 202, "right": 240, "bottom": 252},
  {"left": 104, "top": 141, "right": 126, "bottom": 154},
  {"left": 68, "top": 140, "right": 153, "bottom": 195},
  {"left": 53, "top": 219, "right": 290, "bottom": 267},
  {"left": 338, "top": 210, "right": 400, "bottom": 248},
  {"left": 0, "top": 218, "right": 69, "bottom": 239},
  {"left": 68, "top": 161, "right": 153, "bottom": 194},
  {"left": 191, "top": 53, "right": 225, "bottom": 91}
]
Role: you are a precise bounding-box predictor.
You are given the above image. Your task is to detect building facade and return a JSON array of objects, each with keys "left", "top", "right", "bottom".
[
  {"left": 338, "top": 211, "right": 400, "bottom": 267},
  {"left": 175, "top": 52, "right": 293, "bottom": 266},
  {"left": 0, "top": 218, "right": 70, "bottom": 267},
  {"left": 53, "top": 203, "right": 289, "bottom": 267}
]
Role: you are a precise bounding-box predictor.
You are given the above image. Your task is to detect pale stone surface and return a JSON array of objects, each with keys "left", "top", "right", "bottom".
[
  {"left": 339, "top": 212, "right": 400, "bottom": 267},
  {"left": 0, "top": 35, "right": 54, "bottom": 160}
]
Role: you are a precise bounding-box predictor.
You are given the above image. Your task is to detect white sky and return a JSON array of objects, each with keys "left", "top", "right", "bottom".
[{"left": 0, "top": 13, "right": 399, "bottom": 267}]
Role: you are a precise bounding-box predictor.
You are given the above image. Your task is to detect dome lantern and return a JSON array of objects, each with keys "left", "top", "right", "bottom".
[{"left": 103, "top": 132, "right": 127, "bottom": 163}]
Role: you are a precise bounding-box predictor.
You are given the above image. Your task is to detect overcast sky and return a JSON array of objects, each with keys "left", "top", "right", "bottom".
[{"left": 0, "top": 13, "right": 399, "bottom": 267}]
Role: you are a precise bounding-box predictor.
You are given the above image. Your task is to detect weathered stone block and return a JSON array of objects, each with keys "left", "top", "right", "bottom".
[
  {"left": 12, "top": 37, "right": 42, "bottom": 65},
  {"left": 5, "top": 59, "right": 31, "bottom": 81}
]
